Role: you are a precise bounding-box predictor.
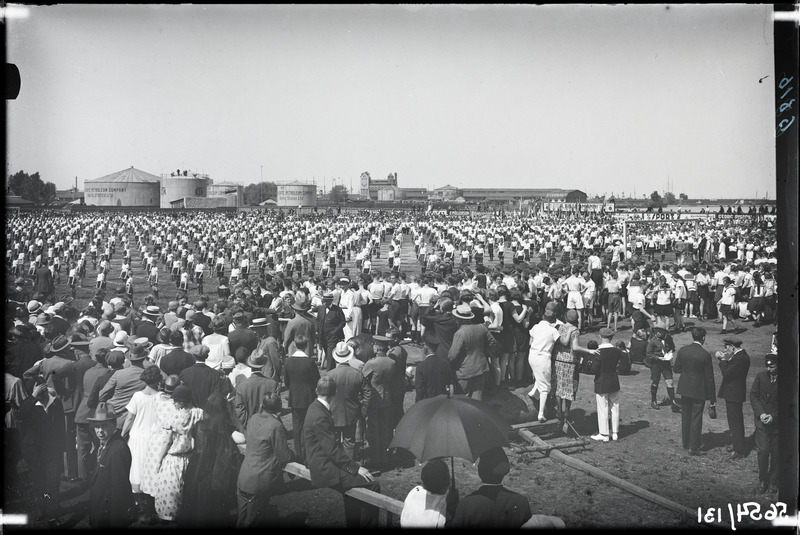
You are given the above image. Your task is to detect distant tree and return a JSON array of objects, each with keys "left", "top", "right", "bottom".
[
  {"left": 663, "top": 192, "right": 676, "bottom": 205},
  {"left": 679, "top": 193, "right": 688, "bottom": 201},
  {"left": 243, "top": 182, "right": 277, "bottom": 205},
  {"left": 6, "top": 170, "right": 57, "bottom": 204},
  {"left": 330, "top": 184, "right": 349, "bottom": 203},
  {"left": 649, "top": 190, "right": 663, "bottom": 207}
]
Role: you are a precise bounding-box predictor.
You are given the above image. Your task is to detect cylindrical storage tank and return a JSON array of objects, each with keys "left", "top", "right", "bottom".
[
  {"left": 83, "top": 166, "right": 160, "bottom": 207},
  {"left": 160, "top": 174, "right": 211, "bottom": 208},
  {"left": 277, "top": 182, "right": 317, "bottom": 207}
]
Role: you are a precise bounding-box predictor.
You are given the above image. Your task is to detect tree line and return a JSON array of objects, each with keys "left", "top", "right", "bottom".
[{"left": 6, "top": 171, "right": 58, "bottom": 205}]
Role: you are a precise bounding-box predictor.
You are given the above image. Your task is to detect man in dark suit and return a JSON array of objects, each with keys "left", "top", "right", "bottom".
[
  {"left": 179, "top": 344, "right": 231, "bottom": 408},
  {"left": 673, "top": 327, "right": 717, "bottom": 455},
  {"left": 135, "top": 306, "right": 161, "bottom": 345},
  {"left": 159, "top": 331, "right": 195, "bottom": 377},
  {"left": 317, "top": 291, "right": 346, "bottom": 371},
  {"left": 451, "top": 447, "right": 532, "bottom": 528},
  {"left": 420, "top": 297, "right": 460, "bottom": 360},
  {"left": 68, "top": 334, "right": 97, "bottom": 481},
  {"left": 590, "top": 328, "right": 621, "bottom": 442},
  {"left": 236, "top": 393, "right": 294, "bottom": 527},
  {"left": 382, "top": 330, "right": 408, "bottom": 429},
  {"left": 327, "top": 342, "right": 369, "bottom": 460},
  {"left": 250, "top": 318, "right": 284, "bottom": 383},
  {"left": 415, "top": 344, "right": 456, "bottom": 402},
  {"left": 88, "top": 402, "right": 134, "bottom": 528},
  {"left": 304, "top": 376, "right": 380, "bottom": 528},
  {"left": 283, "top": 335, "right": 320, "bottom": 460},
  {"left": 716, "top": 336, "right": 751, "bottom": 459},
  {"left": 283, "top": 296, "right": 317, "bottom": 359},
  {"left": 361, "top": 337, "right": 396, "bottom": 470},
  {"left": 228, "top": 312, "right": 259, "bottom": 361},
  {"left": 191, "top": 301, "right": 212, "bottom": 336},
  {"left": 750, "top": 353, "right": 779, "bottom": 493},
  {"left": 234, "top": 350, "right": 279, "bottom": 429}
]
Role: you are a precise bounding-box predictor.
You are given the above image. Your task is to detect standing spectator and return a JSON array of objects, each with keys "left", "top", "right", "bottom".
[
  {"left": 99, "top": 342, "right": 150, "bottom": 429},
  {"left": 283, "top": 293, "right": 317, "bottom": 360},
  {"left": 327, "top": 342, "right": 369, "bottom": 460},
  {"left": 179, "top": 392, "right": 242, "bottom": 528},
  {"left": 553, "top": 310, "right": 594, "bottom": 434},
  {"left": 750, "top": 353, "right": 779, "bottom": 493},
  {"left": 202, "top": 316, "right": 234, "bottom": 371},
  {"left": 88, "top": 402, "right": 134, "bottom": 528},
  {"left": 590, "top": 329, "right": 622, "bottom": 442},
  {"left": 526, "top": 308, "right": 561, "bottom": 423},
  {"left": 228, "top": 312, "right": 259, "bottom": 364},
  {"left": 236, "top": 392, "right": 295, "bottom": 527},
  {"left": 718, "top": 277, "right": 739, "bottom": 334},
  {"left": 414, "top": 345, "right": 456, "bottom": 403},
  {"left": 448, "top": 303, "right": 498, "bottom": 402},
  {"left": 303, "top": 376, "right": 380, "bottom": 528},
  {"left": 419, "top": 297, "right": 459, "bottom": 362},
  {"left": 234, "top": 350, "right": 280, "bottom": 429},
  {"left": 317, "top": 290, "right": 346, "bottom": 371},
  {"left": 68, "top": 333, "right": 97, "bottom": 481},
  {"left": 716, "top": 337, "right": 751, "bottom": 459},
  {"left": 19, "top": 380, "right": 66, "bottom": 525},
  {"left": 283, "top": 335, "right": 320, "bottom": 460},
  {"left": 179, "top": 345, "right": 231, "bottom": 408},
  {"left": 400, "top": 459, "right": 457, "bottom": 528},
  {"left": 645, "top": 327, "right": 681, "bottom": 412},
  {"left": 672, "top": 327, "right": 716, "bottom": 456},
  {"left": 361, "top": 334, "right": 397, "bottom": 470}
]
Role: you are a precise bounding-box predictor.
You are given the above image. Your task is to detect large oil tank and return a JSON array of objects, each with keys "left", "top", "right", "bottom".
[
  {"left": 160, "top": 172, "right": 211, "bottom": 208},
  {"left": 207, "top": 181, "right": 244, "bottom": 207},
  {"left": 83, "top": 166, "right": 160, "bottom": 207},
  {"left": 277, "top": 182, "right": 317, "bottom": 207}
]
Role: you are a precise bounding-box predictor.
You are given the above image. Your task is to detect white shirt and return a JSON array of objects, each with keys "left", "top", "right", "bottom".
[
  {"left": 528, "top": 320, "right": 560, "bottom": 360},
  {"left": 400, "top": 485, "right": 448, "bottom": 528}
]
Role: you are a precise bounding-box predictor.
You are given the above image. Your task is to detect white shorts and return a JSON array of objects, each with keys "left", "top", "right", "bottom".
[{"left": 567, "top": 291, "right": 584, "bottom": 310}]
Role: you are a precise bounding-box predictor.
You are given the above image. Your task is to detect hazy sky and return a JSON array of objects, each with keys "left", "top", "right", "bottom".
[{"left": 6, "top": 4, "right": 778, "bottom": 199}]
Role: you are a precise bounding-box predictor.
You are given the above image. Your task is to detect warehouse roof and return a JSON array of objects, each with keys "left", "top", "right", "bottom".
[{"left": 86, "top": 166, "right": 160, "bottom": 184}]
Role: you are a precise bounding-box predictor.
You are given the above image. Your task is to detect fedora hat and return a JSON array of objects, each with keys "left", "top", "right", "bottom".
[
  {"left": 48, "top": 335, "right": 71, "bottom": 354},
  {"left": 246, "top": 348, "right": 268, "bottom": 368},
  {"left": 292, "top": 293, "right": 310, "bottom": 311},
  {"left": 333, "top": 341, "right": 353, "bottom": 363},
  {"left": 143, "top": 305, "right": 161, "bottom": 317},
  {"left": 27, "top": 300, "right": 42, "bottom": 314},
  {"left": 36, "top": 313, "right": 52, "bottom": 326},
  {"left": 453, "top": 303, "right": 474, "bottom": 320},
  {"left": 68, "top": 333, "right": 91, "bottom": 347},
  {"left": 132, "top": 336, "right": 154, "bottom": 351},
  {"left": 128, "top": 342, "right": 149, "bottom": 361},
  {"left": 250, "top": 317, "right": 269, "bottom": 329},
  {"left": 87, "top": 402, "right": 118, "bottom": 424},
  {"left": 14, "top": 277, "right": 25, "bottom": 286}
]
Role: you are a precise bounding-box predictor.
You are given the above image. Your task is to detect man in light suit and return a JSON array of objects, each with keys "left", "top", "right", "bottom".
[
  {"left": 304, "top": 376, "right": 379, "bottom": 528},
  {"left": 673, "top": 327, "right": 717, "bottom": 455},
  {"left": 448, "top": 303, "right": 499, "bottom": 401},
  {"left": 327, "top": 342, "right": 370, "bottom": 460},
  {"left": 716, "top": 336, "right": 751, "bottom": 459}
]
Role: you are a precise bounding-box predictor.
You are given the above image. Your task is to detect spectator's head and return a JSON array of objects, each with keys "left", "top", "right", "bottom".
[
  {"left": 315, "top": 376, "right": 336, "bottom": 399},
  {"left": 587, "top": 340, "right": 599, "bottom": 350},
  {"left": 170, "top": 331, "right": 184, "bottom": 347},
  {"left": 690, "top": 327, "right": 706, "bottom": 343},
  {"left": 161, "top": 374, "right": 180, "bottom": 394},
  {"left": 294, "top": 335, "right": 308, "bottom": 352},
  {"left": 107, "top": 350, "right": 126, "bottom": 370},
  {"left": 421, "top": 459, "right": 450, "bottom": 496},
  {"left": 477, "top": 447, "right": 510, "bottom": 484},
  {"left": 140, "top": 365, "right": 163, "bottom": 388},
  {"left": 261, "top": 392, "right": 282, "bottom": 414},
  {"left": 191, "top": 344, "right": 210, "bottom": 362}
]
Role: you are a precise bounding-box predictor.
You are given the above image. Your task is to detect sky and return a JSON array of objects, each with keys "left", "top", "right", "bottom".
[{"left": 5, "top": 4, "right": 778, "bottom": 199}]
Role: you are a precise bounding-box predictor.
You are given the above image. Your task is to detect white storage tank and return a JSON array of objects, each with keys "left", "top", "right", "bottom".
[
  {"left": 84, "top": 166, "right": 160, "bottom": 207},
  {"left": 160, "top": 170, "right": 211, "bottom": 208},
  {"left": 277, "top": 181, "right": 317, "bottom": 207}
]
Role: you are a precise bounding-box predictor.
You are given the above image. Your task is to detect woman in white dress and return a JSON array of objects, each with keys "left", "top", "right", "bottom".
[{"left": 121, "top": 366, "right": 164, "bottom": 523}]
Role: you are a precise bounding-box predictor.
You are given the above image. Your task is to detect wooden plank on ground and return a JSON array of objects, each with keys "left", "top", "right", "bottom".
[{"left": 514, "top": 432, "right": 728, "bottom": 528}]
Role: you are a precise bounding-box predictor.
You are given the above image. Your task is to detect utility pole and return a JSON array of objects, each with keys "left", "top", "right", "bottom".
[{"left": 260, "top": 165, "right": 263, "bottom": 205}]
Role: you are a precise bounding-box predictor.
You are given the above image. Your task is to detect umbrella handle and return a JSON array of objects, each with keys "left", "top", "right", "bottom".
[{"left": 451, "top": 456, "right": 455, "bottom": 490}]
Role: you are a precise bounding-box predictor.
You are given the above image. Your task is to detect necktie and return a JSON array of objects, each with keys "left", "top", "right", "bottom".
[{"left": 771, "top": 376, "right": 776, "bottom": 384}]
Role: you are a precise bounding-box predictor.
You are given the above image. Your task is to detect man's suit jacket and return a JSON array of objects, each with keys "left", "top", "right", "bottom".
[
  {"left": 283, "top": 313, "right": 317, "bottom": 357},
  {"left": 673, "top": 342, "right": 716, "bottom": 402},
  {"left": 448, "top": 324, "right": 497, "bottom": 380},
  {"left": 451, "top": 485, "right": 532, "bottom": 528},
  {"left": 256, "top": 336, "right": 284, "bottom": 383},
  {"left": 193, "top": 313, "right": 212, "bottom": 337},
  {"left": 179, "top": 362, "right": 229, "bottom": 408},
  {"left": 420, "top": 308, "right": 460, "bottom": 360},
  {"left": 591, "top": 345, "right": 621, "bottom": 394},
  {"left": 283, "top": 354, "right": 320, "bottom": 410},
  {"left": 415, "top": 354, "right": 455, "bottom": 402},
  {"left": 24, "top": 355, "right": 78, "bottom": 412},
  {"left": 327, "top": 363, "right": 367, "bottom": 427},
  {"left": 75, "top": 364, "right": 111, "bottom": 425},
  {"left": 90, "top": 432, "right": 134, "bottom": 528},
  {"left": 229, "top": 328, "right": 259, "bottom": 361},
  {"left": 303, "top": 399, "right": 360, "bottom": 489},
  {"left": 71, "top": 353, "right": 97, "bottom": 414},
  {"left": 237, "top": 411, "right": 293, "bottom": 495},
  {"left": 317, "top": 304, "right": 346, "bottom": 348},
  {"left": 159, "top": 348, "right": 196, "bottom": 377},
  {"left": 718, "top": 349, "right": 750, "bottom": 403},
  {"left": 361, "top": 355, "right": 396, "bottom": 410},
  {"left": 234, "top": 372, "right": 279, "bottom": 429},
  {"left": 135, "top": 319, "right": 160, "bottom": 346},
  {"left": 750, "top": 371, "right": 778, "bottom": 431},
  {"left": 387, "top": 346, "right": 408, "bottom": 406},
  {"left": 20, "top": 395, "right": 65, "bottom": 464}
]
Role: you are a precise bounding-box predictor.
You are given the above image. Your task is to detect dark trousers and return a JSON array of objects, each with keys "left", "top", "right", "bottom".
[
  {"left": 63, "top": 413, "right": 78, "bottom": 478},
  {"left": 754, "top": 427, "right": 778, "bottom": 485},
  {"left": 680, "top": 396, "right": 705, "bottom": 450},
  {"left": 29, "top": 459, "right": 63, "bottom": 519},
  {"left": 334, "top": 473, "right": 380, "bottom": 528},
  {"left": 291, "top": 408, "right": 308, "bottom": 460},
  {"left": 236, "top": 488, "right": 276, "bottom": 528},
  {"left": 76, "top": 422, "right": 100, "bottom": 479},
  {"left": 725, "top": 400, "right": 746, "bottom": 454},
  {"left": 366, "top": 407, "right": 393, "bottom": 469}
]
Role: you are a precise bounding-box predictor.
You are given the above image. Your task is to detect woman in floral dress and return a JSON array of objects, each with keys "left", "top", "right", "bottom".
[
  {"left": 552, "top": 309, "right": 595, "bottom": 434},
  {"left": 153, "top": 385, "right": 204, "bottom": 523},
  {"left": 138, "top": 375, "right": 179, "bottom": 517}
]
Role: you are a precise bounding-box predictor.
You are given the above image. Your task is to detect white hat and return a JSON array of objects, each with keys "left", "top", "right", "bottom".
[{"left": 333, "top": 341, "right": 353, "bottom": 363}]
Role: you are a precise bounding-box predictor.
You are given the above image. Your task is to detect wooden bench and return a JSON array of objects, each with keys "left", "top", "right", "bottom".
[{"left": 284, "top": 461, "right": 404, "bottom": 527}]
